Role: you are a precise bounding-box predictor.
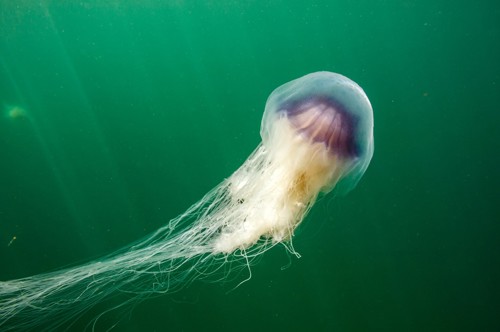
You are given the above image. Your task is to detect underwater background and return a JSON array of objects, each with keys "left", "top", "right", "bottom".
[{"left": 0, "top": 1, "right": 498, "bottom": 331}]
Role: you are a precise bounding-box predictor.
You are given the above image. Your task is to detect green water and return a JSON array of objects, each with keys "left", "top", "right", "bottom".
[{"left": 1, "top": 1, "right": 498, "bottom": 331}]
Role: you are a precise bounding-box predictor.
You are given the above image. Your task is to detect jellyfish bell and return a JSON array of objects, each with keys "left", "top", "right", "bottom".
[
  {"left": 0, "top": 72, "right": 374, "bottom": 331},
  {"left": 262, "top": 72, "right": 374, "bottom": 195}
]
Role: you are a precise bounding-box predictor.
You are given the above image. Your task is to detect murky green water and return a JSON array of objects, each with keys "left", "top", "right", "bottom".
[{"left": 1, "top": 1, "right": 499, "bottom": 331}]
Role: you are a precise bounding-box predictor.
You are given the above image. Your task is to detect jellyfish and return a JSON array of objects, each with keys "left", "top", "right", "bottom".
[
  {"left": 4, "top": 105, "right": 29, "bottom": 120},
  {"left": 0, "top": 71, "right": 374, "bottom": 330}
]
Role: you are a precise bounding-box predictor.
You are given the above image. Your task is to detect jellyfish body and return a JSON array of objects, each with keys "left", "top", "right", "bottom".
[
  {"left": 0, "top": 72, "right": 373, "bottom": 330},
  {"left": 4, "top": 105, "right": 29, "bottom": 120},
  {"left": 216, "top": 72, "right": 373, "bottom": 252}
]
